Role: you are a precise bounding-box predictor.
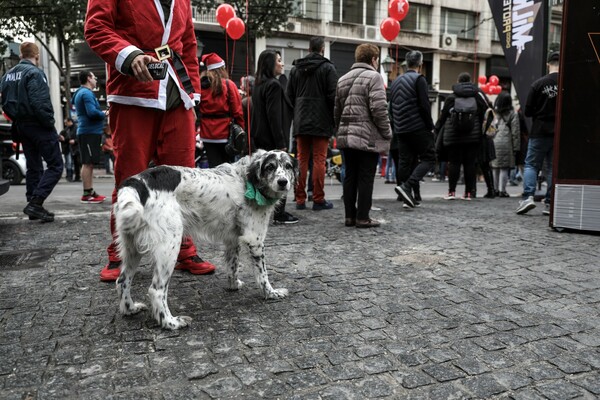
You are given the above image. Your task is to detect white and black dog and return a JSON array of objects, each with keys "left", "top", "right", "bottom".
[{"left": 114, "top": 150, "right": 298, "bottom": 330}]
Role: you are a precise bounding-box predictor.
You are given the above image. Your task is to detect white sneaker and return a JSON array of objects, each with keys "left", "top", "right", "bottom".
[
  {"left": 516, "top": 196, "right": 536, "bottom": 215},
  {"left": 542, "top": 203, "right": 550, "bottom": 216}
]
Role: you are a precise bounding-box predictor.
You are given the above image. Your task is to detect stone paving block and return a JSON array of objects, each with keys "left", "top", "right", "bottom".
[
  {"left": 460, "top": 373, "right": 507, "bottom": 398},
  {"left": 536, "top": 379, "right": 587, "bottom": 400},
  {"left": 526, "top": 361, "right": 565, "bottom": 381},
  {"left": 322, "top": 363, "right": 364, "bottom": 381},
  {"left": 1, "top": 199, "right": 600, "bottom": 398},
  {"left": 422, "top": 362, "right": 466, "bottom": 382},
  {"left": 196, "top": 375, "right": 244, "bottom": 399},
  {"left": 570, "top": 372, "right": 600, "bottom": 395},
  {"left": 393, "top": 369, "right": 437, "bottom": 389}
]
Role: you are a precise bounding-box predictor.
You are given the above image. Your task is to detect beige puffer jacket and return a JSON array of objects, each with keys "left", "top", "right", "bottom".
[{"left": 334, "top": 63, "right": 392, "bottom": 153}]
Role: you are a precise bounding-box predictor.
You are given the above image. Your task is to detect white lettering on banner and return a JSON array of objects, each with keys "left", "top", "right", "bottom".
[{"left": 508, "top": 0, "right": 541, "bottom": 64}]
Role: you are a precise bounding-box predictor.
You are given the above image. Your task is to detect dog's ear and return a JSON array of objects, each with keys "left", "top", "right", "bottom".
[
  {"left": 247, "top": 155, "right": 261, "bottom": 186},
  {"left": 290, "top": 154, "right": 299, "bottom": 182}
]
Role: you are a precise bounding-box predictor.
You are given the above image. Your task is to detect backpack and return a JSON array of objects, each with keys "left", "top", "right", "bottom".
[{"left": 450, "top": 96, "right": 478, "bottom": 134}]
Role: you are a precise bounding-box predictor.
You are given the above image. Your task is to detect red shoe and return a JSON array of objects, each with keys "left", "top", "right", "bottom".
[
  {"left": 100, "top": 261, "right": 121, "bottom": 282},
  {"left": 175, "top": 255, "right": 216, "bottom": 275},
  {"left": 81, "top": 192, "right": 106, "bottom": 204}
]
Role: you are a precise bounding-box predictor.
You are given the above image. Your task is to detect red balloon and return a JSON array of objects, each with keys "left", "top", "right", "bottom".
[
  {"left": 478, "top": 75, "right": 487, "bottom": 85},
  {"left": 380, "top": 18, "right": 401, "bottom": 41},
  {"left": 488, "top": 75, "right": 499, "bottom": 86},
  {"left": 480, "top": 83, "right": 489, "bottom": 93},
  {"left": 486, "top": 85, "right": 496, "bottom": 95},
  {"left": 216, "top": 4, "right": 235, "bottom": 28},
  {"left": 388, "top": 0, "right": 410, "bottom": 22},
  {"left": 226, "top": 17, "right": 245, "bottom": 40},
  {"left": 493, "top": 85, "right": 502, "bottom": 95}
]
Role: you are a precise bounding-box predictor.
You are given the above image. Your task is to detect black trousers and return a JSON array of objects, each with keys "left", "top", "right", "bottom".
[
  {"left": 396, "top": 130, "right": 436, "bottom": 190},
  {"left": 342, "top": 148, "right": 379, "bottom": 221},
  {"left": 204, "top": 142, "right": 232, "bottom": 168},
  {"left": 19, "top": 122, "right": 64, "bottom": 202},
  {"left": 446, "top": 142, "right": 479, "bottom": 194}
]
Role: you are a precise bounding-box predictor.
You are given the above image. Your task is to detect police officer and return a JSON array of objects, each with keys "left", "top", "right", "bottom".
[{"left": 0, "top": 42, "right": 63, "bottom": 222}]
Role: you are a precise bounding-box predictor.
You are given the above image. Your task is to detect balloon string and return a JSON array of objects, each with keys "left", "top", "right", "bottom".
[
  {"left": 245, "top": 0, "right": 251, "bottom": 153},
  {"left": 230, "top": 40, "right": 236, "bottom": 77},
  {"left": 395, "top": 42, "right": 399, "bottom": 77},
  {"left": 225, "top": 33, "right": 229, "bottom": 72}
]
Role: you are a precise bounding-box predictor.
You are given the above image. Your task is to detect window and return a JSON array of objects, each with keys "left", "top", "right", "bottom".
[
  {"left": 332, "top": 0, "right": 373, "bottom": 25},
  {"left": 549, "top": 23, "right": 562, "bottom": 46},
  {"left": 266, "top": 46, "right": 306, "bottom": 76},
  {"left": 293, "top": 0, "right": 319, "bottom": 19},
  {"left": 441, "top": 8, "right": 478, "bottom": 40},
  {"left": 401, "top": 4, "right": 431, "bottom": 34}
]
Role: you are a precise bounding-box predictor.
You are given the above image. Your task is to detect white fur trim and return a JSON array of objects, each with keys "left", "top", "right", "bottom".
[
  {"left": 207, "top": 60, "right": 225, "bottom": 70},
  {"left": 116, "top": 45, "right": 140, "bottom": 74}
]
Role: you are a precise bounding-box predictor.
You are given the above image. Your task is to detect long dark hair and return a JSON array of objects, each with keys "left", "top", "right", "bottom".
[
  {"left": 255, "top": 49, "right": 278, "bottom": 86},
  {"left": 494, "top": 91, "right": 513, "bottom": 115}
]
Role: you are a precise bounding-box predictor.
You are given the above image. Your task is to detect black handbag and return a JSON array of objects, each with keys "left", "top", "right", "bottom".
[
  {"left": 225, "top": 120, "right": 247, "bottom": 156},
  {"left": 223, "top": 80, "right": 248, "bottom": 156}
]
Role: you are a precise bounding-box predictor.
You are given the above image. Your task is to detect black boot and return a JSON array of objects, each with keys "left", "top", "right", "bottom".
[
  {"left": 482, "top": 168, "right": 495, "bottom": 199},
  {"left": 24, "top": 197, "right": 55, "bottom": 222}
]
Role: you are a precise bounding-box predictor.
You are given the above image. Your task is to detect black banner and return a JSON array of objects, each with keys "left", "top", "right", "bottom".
[
  {"left": 554, "top": 0, "right": 600, "bottom": 182},
  {"left": 488, "top": 0, "right": 548, "bottom": 124}
]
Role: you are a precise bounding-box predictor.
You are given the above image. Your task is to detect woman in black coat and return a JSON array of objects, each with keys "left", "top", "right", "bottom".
[{"left": 250, "top": 49, "right": 298, "bottom": 224}]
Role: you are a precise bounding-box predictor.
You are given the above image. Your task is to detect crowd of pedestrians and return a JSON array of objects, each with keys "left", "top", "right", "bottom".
[{"left": 0, "top": 23, "right": 559, "bottom": 282}]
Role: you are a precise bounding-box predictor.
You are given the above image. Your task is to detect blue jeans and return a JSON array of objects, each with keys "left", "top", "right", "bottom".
[
  {"left": 523, "top": 137, "right": 553, "bottom": 203},
  {"left": 19, "top": 123, "right": 64, "bottom": 202}
]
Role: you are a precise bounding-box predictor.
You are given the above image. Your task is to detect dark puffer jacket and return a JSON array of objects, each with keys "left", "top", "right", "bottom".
[
  {"left": 286, "top": 53, "right": 338, "bottom": 137},
  {"left": 0, "top": 60, "right": 55, "bottom": 128},
  {"left": 435, "top": 82, "right": 488, "bottom": 146}
]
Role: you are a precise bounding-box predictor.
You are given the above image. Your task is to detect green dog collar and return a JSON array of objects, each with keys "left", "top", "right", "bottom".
[{"left": 245, "top": 181, "right": 279, "bottom": 206}]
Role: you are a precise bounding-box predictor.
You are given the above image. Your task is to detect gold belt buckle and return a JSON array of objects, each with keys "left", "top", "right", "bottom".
[{"left": 155, "top": 44, "right": 171, "bottom": 61}]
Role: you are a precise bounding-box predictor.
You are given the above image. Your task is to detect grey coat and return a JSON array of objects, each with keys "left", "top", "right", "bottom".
[
  {"left": 333, "top": 63, "right": 392, "bottom": 154},
  {"left": 490, "top": 110, "right": 520, "bottom": 168}
]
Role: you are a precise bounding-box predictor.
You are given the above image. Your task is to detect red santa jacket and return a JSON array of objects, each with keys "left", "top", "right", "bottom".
[
  {"left": 200, "top": 79, "right": 244, "bottom": 142},
  {"left": 84, "top": 0, "right": 200, "bottom": 110}
]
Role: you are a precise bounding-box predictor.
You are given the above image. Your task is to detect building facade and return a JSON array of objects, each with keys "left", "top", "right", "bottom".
[{"left": 193, "top": 0, "right": 563, "bottom": 119}]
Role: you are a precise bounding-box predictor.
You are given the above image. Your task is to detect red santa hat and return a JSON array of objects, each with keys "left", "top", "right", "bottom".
[{"left": 201, "top": 53, "right": 225, "bottom": 71}]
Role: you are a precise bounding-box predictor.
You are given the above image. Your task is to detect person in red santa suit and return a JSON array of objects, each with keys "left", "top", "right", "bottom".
[
  {"left": 85, "top": 0, "right": 216, "bottom": 281},
  {"left": 199, "top": 53, "right": 245, "bottom": 167}
]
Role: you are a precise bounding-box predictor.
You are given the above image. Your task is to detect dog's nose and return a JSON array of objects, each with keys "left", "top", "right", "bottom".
[{"left": 277, "top": 178, "right": 288, "bottom": 187}]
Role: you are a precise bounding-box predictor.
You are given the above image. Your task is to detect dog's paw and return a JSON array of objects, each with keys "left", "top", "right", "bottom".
[
  {"left": 120, "top": 301, "right": 148, "bottom": 315},
  {"left": 162, "top": 315, "right": 192, "bottom": 330},
  {"left": 266, "top": 288, "right": 288, "bottom": 300},
  {"left": 227, "top": 278, "right": 245, "bottom": 291}
]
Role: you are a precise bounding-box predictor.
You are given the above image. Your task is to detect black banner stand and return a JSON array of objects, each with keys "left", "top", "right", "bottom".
[{"left": 551, "top": 0, "right": 600, "bottom": 232}]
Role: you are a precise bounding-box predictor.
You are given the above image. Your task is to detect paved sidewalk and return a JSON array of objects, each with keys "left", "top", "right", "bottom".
[{"left": 0, "top": 195, "right": 599, "bottom": 399}]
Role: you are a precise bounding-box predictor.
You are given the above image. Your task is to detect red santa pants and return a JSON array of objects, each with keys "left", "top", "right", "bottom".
[{"left": 106, "top": 102, "right": 198, "bottom": 262}]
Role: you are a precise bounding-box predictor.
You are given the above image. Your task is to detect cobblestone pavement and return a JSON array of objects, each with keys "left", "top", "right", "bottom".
[{"left": 0, "top": 196, "right": 599, "bottom": 399}]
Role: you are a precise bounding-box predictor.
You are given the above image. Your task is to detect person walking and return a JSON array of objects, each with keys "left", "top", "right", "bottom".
[
  {"left": 0, "top": 42, "right": 63, "bottom": 222},
  {"left": 72, "top": 70, "right": 107, "bottom": 204},
  {"left": 85, "top": 0, "right": 216, "bottom": 281},
  {"left": 251, "top": 49, "right": 298, "bottom": 224},
  {"left": 435, "top": 72, "right": 488, "bottom": 201},
  {"left": 389, "top": 50, "right": 436, "bottom": 208},
  {"left": 516, "top": 51, "right": 559, "bottom": 215},
  {"left": 198, "top": 53, "right": 244, "bottom": 167},
  {"left": 334, "top": 44, "right": 392, "bottom": 228},
  {"left": 59, "top": 118, "right": 77, "bottom": 181},
  {"left": 286, "top": 36, "right": 338, "bottom": 211},
  {"left": 491, "top": 91, "right": 520, "bottom": 197}
]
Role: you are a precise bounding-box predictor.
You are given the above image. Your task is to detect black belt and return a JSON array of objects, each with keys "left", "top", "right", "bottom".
[
  {"left": 202, "top": 113, "right": 230, "bottom": 119},
  {"left": 141, "top": 48, "right": 194, "bottom": 95},
  {"left": 171, "top": 50, "right": 194, "bottom": 95}
]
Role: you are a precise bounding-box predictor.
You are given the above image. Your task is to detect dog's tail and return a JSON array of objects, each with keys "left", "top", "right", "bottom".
[{"left": 115, "top": 186, "right": 146, "bottom": 235}]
